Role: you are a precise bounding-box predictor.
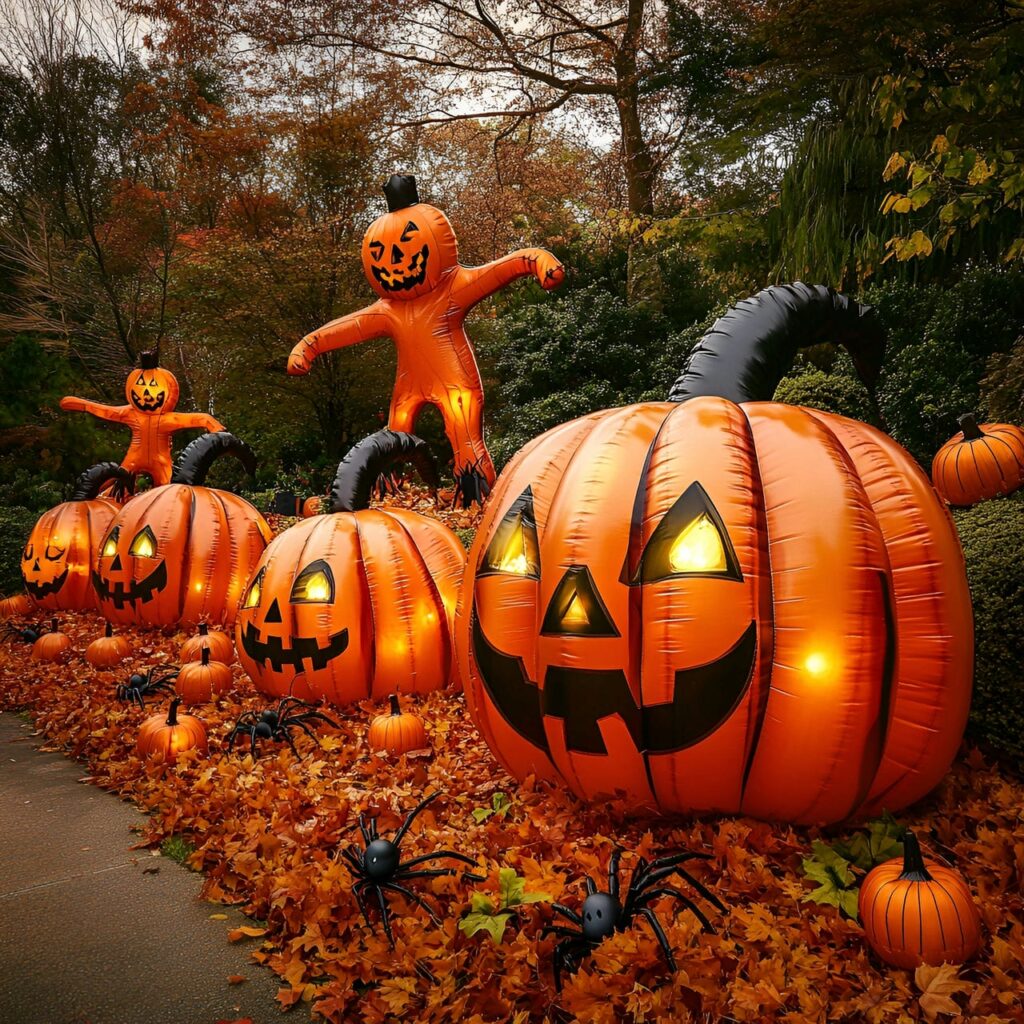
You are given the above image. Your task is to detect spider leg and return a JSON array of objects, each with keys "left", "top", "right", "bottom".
[
  {"left": 338, "top": 845, "right": 364, "bottom": 875},
  {"left": 358, "top": 814, "right": 373, "bottom": 846},
  {"left": 609, "top": 847, "right": 621, "bottom": 900},
  {"left": 286, "top": 717, "right": 321, "bottom": 747},
  {"left": 277, "top": 725, "right": 302, "bottom": 759},
  {"left": 540, "top": 925, "right": 583, "bottom": 939},
  {"left": 631, "top": 885, "right": 716, "bottom": 933},
  {"left": 393, "top": 868, "right": 456, "bottom": 881},
  {"left": 352, "top": 881, "right": 373, "bottom": 930},
  {"left": 552, "top": 902, "right": 583, "bottom": 926},
  {"left": 638, "top": 907, "right": 677, "bottom": 972},
  {"left": 291, "top": 710, "right": 340, "bottom": 730},
  {"left": 398, "top": 850, "right": 478, "bottom": 870},
  {"left": 664, "top": 866, "right": 726, "bottom": 913},
  {"left": 632, "top": 852, "right": 710, "bottom": 888},
  {"left": 585, "top": 876, "right": 597, "bottom": 896},
  {"left": 374, "top": 884, "right": 396, "bottom": 947},
  {"left": 382, "top": 882, "right": 442, "bottom": 927},
  {"left": 250, "top": 732, "right": 259, "bottom": 759},
  {"left": 393, "top": 792, "right": 441, "bottom": 849}
]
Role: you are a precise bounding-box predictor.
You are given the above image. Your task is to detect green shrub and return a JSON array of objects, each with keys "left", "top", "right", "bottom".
[
  {"left": 774, "top": 352, "right": 876, "bottom": 423},
  {"left": 0, "top": 505, "right": 37, "bottom": 597},
  {"left": 952, "top": 493, "right": 1024, "bottom": 772}
]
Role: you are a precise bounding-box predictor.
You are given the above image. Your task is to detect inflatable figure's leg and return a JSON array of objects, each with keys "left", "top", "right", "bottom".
[
  {"left": 439, "top": 386, "right": 495, "bottom": 508},
  {"left": 384, "top": 393, "right": 428, "bottom": 497}
]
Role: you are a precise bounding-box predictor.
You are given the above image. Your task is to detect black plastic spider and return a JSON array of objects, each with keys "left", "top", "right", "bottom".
[
  {"left": 337, "top": 791, "right": 480, "bottom": 947},
  {"left": 542, "top": 847, "right": 725, "bottom": 990},
  {"left": 115, "top": 665, "right": 178, "bottom": 710},
  {"left": 3, "top": 620, "right": 49, "bottom": 644},
  {"left": 226, "top": 697, "right": 338, "bottom": 758}
]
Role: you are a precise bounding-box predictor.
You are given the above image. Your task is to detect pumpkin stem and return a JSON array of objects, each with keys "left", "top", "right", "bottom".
[
  {"left": 958, "top": 413, "right": 984, "bottom": 440},
  {"left": 71, "top": 462, "right": 134, "bottom": 502},
  {"left": 166, "top": 697, "right": 182, "bottom": 726},
  {"left": 389, "top": 694, "right": 401, "bottom": 716},
  {"left": 201, "top": 646, "right": 210, "bottom": 666},
  {"left": 899, "top": 831, "right": 933, "bottom": 882},
  {"left": 105, "top": 622, "right": 113, "bottom": 638},
  {"left": 50, "top": 617, "right": 58, "bottom": 633},
  {"left": 330, "top": 430, "right": 440, "bottom": 513},
  {"left": 668, "top": 283, "right": 887, "bottom": 405},
  {"left": 383, "top": 173, "right": 419, "bottom": 212},
  {"left": 199, "top": 622, "right": 209, "bottom": 637},
  {"left": 172, "top": 432, "right": 257, "bottom": 486}
]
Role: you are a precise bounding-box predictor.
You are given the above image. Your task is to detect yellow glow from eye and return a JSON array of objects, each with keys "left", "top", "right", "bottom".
[
  {"left": 102, "top": 536, "right": 118, "bottom": 557},
  {"left": 243, "top": 577, "right": 262, "bottom": 609},
  {"left": 496, "top": 525, "right": 531, "bottom": 575},
  {"left": 668, "top": 514, "right": 727, "bottom": 574},
  {"left": 299, "top": 571, "right": 331, "bottom": 602},
  {"left": 560, "top": 593, "right": 590, "bottom": 627},
  {"left": 129, "top": 532, "right": 155, "bottom": 558},
  {"left": 804, "top": 651, "right": 830, "bottom": 677}
]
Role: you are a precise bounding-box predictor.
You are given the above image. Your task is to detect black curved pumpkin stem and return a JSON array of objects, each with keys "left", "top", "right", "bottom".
[
  {"left": 330, "top": 429, "right": 439, "bottom": 513},
  {"left": 172, "top": 432, "right": 257, "bottom": 486},
  {"left": 958, "top": 413, "right": 984, "bottom": 440},
  {"left": 384, "top": 174, "right": 419, "bottom": 212},
  {"left": 388, "top": 694, "right": 401, "bottom": 716},
  {"left": 71, "top": 462, "right": 134, "bottom": 502},
  {"left": 668, "top": 283, "right": 887, "bottom": 405},
  {"left": 166, "top": 697, "right": 182, "bottom": 726},
  {"left": 899, "top": 831, "right": 933, "bottom": 882}
]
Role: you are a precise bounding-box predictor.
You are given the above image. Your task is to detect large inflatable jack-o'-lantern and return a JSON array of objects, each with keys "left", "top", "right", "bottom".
[
  {"left": 21, "top": 462, "right": 133, "bottom": 611},
  {"left": 93, "top": 432, "right": 272, "bottom": 629},
  {"left": 236, "top": 429, "right": 466, "bottom": 707},
  {"left": 60, "top": 351, "right": 225, "bottom": 487},
  {"left": 288, "top": 174, "right": 565, "bottom": 507},
  {"left": 456, "top": 283, "right": 973, "bottom": 826}
]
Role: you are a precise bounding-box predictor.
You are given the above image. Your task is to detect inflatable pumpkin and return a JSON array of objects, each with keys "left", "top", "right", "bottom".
[
  {"left": 931, "top": 413, "right": 1024, "bottom": 506},
  {"left": 93, "top": 432, "right": 272, "bottom": 629},
  {"left": 236, "top": 430, "right": 466, "bottom": 707},
  {"left": 859, "top": 831, "right": 981, "bottom": 968},
  {"left": 288, "top": 174, "right": 564, "bottom": 505},
  {"left": 85, "top": 622, "right": 131, "bottom": 668},
  {"left": 21, "top": 463, "right": 132, "bottom": 610},
  {"left": 455, "top": 284, "right": 973, "bottom": 826},
  {"left": 60, "top": 351, "right": 224, "bottom": 486},
  {"left": 0, "top": 593, "right": 34, "bottom": 619},
  {"left": 137, "top": 697, "right": 208, "bottom": 760},
  {"left": 31, "top": 618, "right": 71, "bottom": 663},
  {"left": 180, "top": 622, "right": 235, "bottom": 665},
  {"left": 368, "top": 694, "right": 429, "bottom": 756}
]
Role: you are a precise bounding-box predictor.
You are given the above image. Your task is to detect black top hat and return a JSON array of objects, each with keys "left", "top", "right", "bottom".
[
  {"left": 383, "top": 174, "right": 419, "bottom": 212},
  {"left": 139, "top": 351, "right": 159, "bottom": 370}
]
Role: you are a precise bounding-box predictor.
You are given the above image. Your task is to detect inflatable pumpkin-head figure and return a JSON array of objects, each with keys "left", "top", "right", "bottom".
[
  {"left": 125, "top": 350, "right": 179, "bottom": 413},
  {"left": 94, "top": 432, "right": 271, "bottom": 629},
  {"left": 360, "top": 175, "right": 459, "bottom": 300},
  {"left": 22, "top": 463, "right": 133, "bottom": 611},
  {"left": 237, "top": 430, "right": 466, "bottom": 708},
  {"left": 456, "top": 284, "right": 974, "bottom": 826}
]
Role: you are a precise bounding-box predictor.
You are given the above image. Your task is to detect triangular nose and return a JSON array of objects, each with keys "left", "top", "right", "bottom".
[
  {"left": 541, "top": 566, "right": 619, "bottom": 637},
  {"left": 391, "top": 244, "right": 403, "bottom": 264},
  {"left": 265, "top": 597, "right": 282, "bottom": 623},
  {"left": 32, "top": 559, "right": 40, "bottom": 571},
  {"left": 110, "top": 554, "right": 122, "bottom": 570}
]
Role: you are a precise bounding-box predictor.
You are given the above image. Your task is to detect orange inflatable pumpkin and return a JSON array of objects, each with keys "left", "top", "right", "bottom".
[
  {"left": 931, "top": 413, "right": 1024, "bottom": 506},
  {"left": 368, "top": 694, "right": 429, "bottom": 755},
  {"left": 180, "top": 622, "right": 235, "bottom": 665},
  {"left": 31, "top": 618, "right": 71, "bottom": 663},
  {"left": 0, "top": 593, "right": 34, "bottom": 619},
  {"left": 236, "top": 430, "right": 466, "bottom": 707},
  {"left": 60, "top": 351, "right": 224, "bottom": 486},
  {"left": 859, "top": 831, "right": 981, "bottom": 968},
  {"left": 137, "top": 697, "right": 208, "bottom": 760},
  {"left": 21, "top": 463, "right": 132, "bottom": 610},
  {"left": 455, "top": 284, "right": 973, "bottom": 825},
  {"left": 94, "top": 432, "right": 272, "bottom": 629},
  {"left": 288, "top": 174, "right": 564, "bottom": 505},
  {"left": 85, "top": 622, "right": 131, "bottom": 668},
  {"left": 175, "top": 648, "right": 232, "bottom": 704}
]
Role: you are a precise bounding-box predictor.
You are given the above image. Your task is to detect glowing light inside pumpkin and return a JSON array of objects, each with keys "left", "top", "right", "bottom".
[
  {"left": 560, "top": 593, "right": 590, "bottom": 628},
  {"left": 129, "top": 529, "right": 156, "bottom": 558},
  {"left": 102, "top": 536, "right": 117, "bottom": 557},
  {"left": 294, "top": 570, "right": 331, "bottom": 602},
  {"left": 243, "top": 574, "right": 262, "bottom": 609},
  {"left": 668, "top": 514, "right": 727, "bottom": 573},
  {"left": 804, "top": 651, "right": 829, "bottom": 677},
  {"left": 496, "top": 524, "right": 531, "bottom": 575}
]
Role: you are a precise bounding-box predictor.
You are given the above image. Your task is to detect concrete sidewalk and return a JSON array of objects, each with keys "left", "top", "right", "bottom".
[{"left": 0, "top": 712, "right": 291, "bottom": 1024}]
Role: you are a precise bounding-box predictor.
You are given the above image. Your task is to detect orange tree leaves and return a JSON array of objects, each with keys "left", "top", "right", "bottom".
[{"left": 2, "top": 573, "right": 1024, "bottom": 1021}]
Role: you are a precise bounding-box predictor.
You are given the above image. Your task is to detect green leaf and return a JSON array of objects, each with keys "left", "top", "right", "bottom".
[
  {"left": 471, "top": 807, "right": 493, "bottom": 824},
  {"left": 497, "top": 867, "right": 550, "bottom": 909},
  {"left": 801, "top": 841, "right": 859, "bottom": 919},
  {"left": 833, "top": 816, "right": 905, "bottom": 871},
  {"left": 491, "top": 792, "right": 512, "bottom": 817},
  {"left": 459, "top": 910, "right": 512, "bottom": 944}
]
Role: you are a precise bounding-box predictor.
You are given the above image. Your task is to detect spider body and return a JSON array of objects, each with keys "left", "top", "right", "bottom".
[
  {"left": 116, "top": 666, "right": 178, "bottom": 710},
  {"left": 226, "top": 697, "right": 338, "bottom": 758},
  {"left": 543, "top": 848, "right": 724, "bottom": 990},
  {"left": 337, "top": 791, "right": 479, "bottom": 947},
  {"left": 3, "top": 620, "right": 48, "bottom": 644}
]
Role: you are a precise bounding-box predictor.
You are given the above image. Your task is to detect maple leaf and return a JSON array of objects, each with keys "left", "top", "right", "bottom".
[
  {"left": 832, "top": 814, "right": 905, "bottom": 871},
  {"left": 801, "top": 841, "right": 859, "bottom": 919},
  {"left": 915, "top": 963, "right": 972, "bottom": 1020},
  {"left": 459, "top": 868, "right": 549, "bottom": 944},
  {"left": 471, "top": 791, "right": 512, "bottom": 823}
]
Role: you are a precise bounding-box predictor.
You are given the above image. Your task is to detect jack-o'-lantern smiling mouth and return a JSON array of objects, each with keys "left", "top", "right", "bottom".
[
  {"left": 239, "top": 621, "right": 350, "bottom": 673},
  {"left": 131, "top": 390, "right": 166, "bottom": 412},
  {"left": 92, "top": 561, "right": 168, "bottom": 608},
  {"left": 369, "top": 242, "right": 430, "bottom": 292},
  {"left": 24, "top": 569, "right": 69, "bottom": 600},
  {"left": 471, "top": 614, "right": 758, "bottom": 756}
]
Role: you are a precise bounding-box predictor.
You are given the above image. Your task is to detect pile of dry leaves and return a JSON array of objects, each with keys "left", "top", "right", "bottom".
[{"left": 0, "top": 494, "right": 1021, "bottom": 1022}]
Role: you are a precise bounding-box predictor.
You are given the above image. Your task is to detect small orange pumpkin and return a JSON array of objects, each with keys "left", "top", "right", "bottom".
[
  {"left": 85, "top": 622, "right": 131, "bottom": 668},
  {"left": 31, "top": 618, "right": 70, "bottom": 663},
  {"left": 368, "top": 694, "right": 428, "bottom": 755},
  {"left": 301, "top": 496, "right": 324, "bottom": 518},
  {"left": 0, "top": 593, "right": 34, "bottom": 618},
  {"left": 137, "top": 697, "right": 208, "bottom": 760},
  {"left": 859, "top": 831, "right": 981, "bottom": 968},
  {"left": 175, "top": 647, "right": 232, "bottom": 704},
  {"left": 181, "top": 622, "right": 234, "bottom": 665},
  {"left": 932, "top": 413, "right": 1024, "bottom": 506}
]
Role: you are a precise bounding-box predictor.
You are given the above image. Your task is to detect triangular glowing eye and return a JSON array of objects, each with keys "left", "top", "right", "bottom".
[
  {"left": 290, "top": 560, "right": 335, "bottom": 603},
  {"left": 495, "top": 523, "right": 532, "bottom": 575},
  {"left": 480, "top": 488, "right": 540, "bottom": 579},
  {"left": 668, "top": 514, "right": 727, "bottom": 573},
  {"left": 129, "top": 527, "right": 157, "bottom": 558},
  {"left": 102, "top": 528, "right": 120, "bottom": 558},
  {"left": 560, "top": 593, "right": 590, "bottom": 627},
  {"left": 243, "top": 570, "right": 263, "bottom": 609}
]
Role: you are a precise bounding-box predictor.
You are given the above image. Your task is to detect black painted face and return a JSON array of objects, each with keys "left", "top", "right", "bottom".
[
  {"left": 470, "top": 484, "right": 758, "bottom": 757},
  {"left": 92, "top": 562, "right": 168, "bottom": 608},
  {"left": 363, "top": 838, "right": 399, "bottom": 881},
  {"left": 93, "top": 524, "right": 168, "bottom": 608},
  {"left": 21, "top": 542, "right": 69, "bottom": 600},
  {"left": 581, "top": 892, "right": 621, "bottom": 942},
  {"left": 129, "top": 373, "right": 167, "bottom": 412},
  {"left": 367, "top": 219, "right": 431, "bottom": 293}
]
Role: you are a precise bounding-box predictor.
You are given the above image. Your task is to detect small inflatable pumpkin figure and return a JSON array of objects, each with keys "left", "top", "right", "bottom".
[
  {"left": 60, "top": 352, "right": 224, "bottom": 486},
  {"left": 288, "top": 174, "right": 565, "bottom": 505}
]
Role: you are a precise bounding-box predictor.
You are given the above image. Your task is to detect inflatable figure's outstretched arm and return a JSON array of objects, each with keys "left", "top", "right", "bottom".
[
  {"left": 166, "top": 411, "right": 225, "bottom": 433},
  {"left": 59, "top": 396, "right": 132, "bottom": 424},
  {"left": 288, "top": 302, "right": 393, "bottom": 375},
  {"left": 454, "top": 249, "right": 565, "bottom": 309}
]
